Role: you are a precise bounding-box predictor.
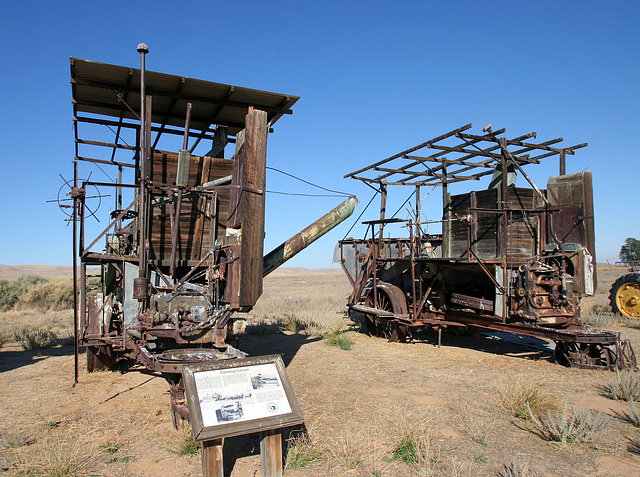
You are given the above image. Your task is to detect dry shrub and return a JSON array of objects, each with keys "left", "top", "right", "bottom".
[
  {"left": 18, "top": 279, "right": 74, "bottom": 311},
  {"left": 286, "top": 433, "right": 320, "bottom": 470},
  {"left": 498, "top": 380, "right": 557, "bottom": 420},
  {"left": 527, "top": 395, "right": 611, "bottom": 444},
  {"left": 12, "top": 326, "right": 57, "bottom": 350},
  {"left": 167, "top": 428, "right": 200, "bottom": 456},
  {"left": 620, "top": 400, "right": 640, "bottom": 427},
  {"left": 582, "top": 311, "right": 614, "bottom": 329},
  {"left": 0, "top": 279, "right": 19, "bottom": 311},
  {"left": 603, "top": 369, "right": 640, "bottom": 401},
  {"left": 499, "top": 459, "right": 542, "bottom": 477}
]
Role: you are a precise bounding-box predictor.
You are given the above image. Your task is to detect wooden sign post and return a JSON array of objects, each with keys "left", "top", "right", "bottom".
[
  {"left": 183, "top": 355, "right": 304, "bottom": 477},
  {"left": 202, "top": 439, "right": 224, "bottom": 477}
]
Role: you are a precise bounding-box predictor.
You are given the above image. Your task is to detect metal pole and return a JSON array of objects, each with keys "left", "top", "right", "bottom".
[
  {"left": 183, "top": 102, "right": 192, "bottom": 150},
  {"left": 379, "top": 182, "right": 387, "bottom": 258},
  {"left": 137, "top": 43, "right": 149, "bottom": 280},
  {"left": 72, "top": 161, "right": 79, "bottom": 385}
]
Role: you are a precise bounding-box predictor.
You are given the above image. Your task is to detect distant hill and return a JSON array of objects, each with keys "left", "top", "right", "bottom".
[
  {"left": 0, "top": 265, "right": 74, "bottom": 280},
  {"left": 0, "top": 262, "right": 621, "bottom": 281},
  {"left": 0, "top": 264, "right": 336, "bottom": 281}
]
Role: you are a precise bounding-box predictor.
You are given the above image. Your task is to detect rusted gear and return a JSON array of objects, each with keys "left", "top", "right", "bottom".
[{"left": 555, "top": 342, "right": 613, "bottom": 369}]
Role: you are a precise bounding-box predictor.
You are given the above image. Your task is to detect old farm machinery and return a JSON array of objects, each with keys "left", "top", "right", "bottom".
[
  {"left": 335, "top": 124, "right": 635, "bottom": 370},
  {"left": 66, "top": 46, "right": 356, "bottom": 425},
  {"left": 610, "top": 261, "right": 640, "bottom": 319}
]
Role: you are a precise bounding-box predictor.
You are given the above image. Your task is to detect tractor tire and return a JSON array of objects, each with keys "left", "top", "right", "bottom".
[{"left": 609, "top": 273, "right": 640, "bottom": 319}]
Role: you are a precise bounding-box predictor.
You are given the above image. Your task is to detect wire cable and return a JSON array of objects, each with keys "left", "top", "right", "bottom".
[
  {"left": 266, "top": 166, "right": 351, "bottom": 196},
  {"left": 390, "top": 190, "right": 416, "bottom": 219},
  {"left": 342, "top": 190, "right": 379, "bottom": 240},
  {"left": 266, "top": 190, "right": 350, "bottom": 197}
]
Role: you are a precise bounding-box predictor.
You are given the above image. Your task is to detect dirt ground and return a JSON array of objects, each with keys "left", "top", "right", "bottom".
[{"left": 2, "top": 268, "right": 640, "bottom": 476}]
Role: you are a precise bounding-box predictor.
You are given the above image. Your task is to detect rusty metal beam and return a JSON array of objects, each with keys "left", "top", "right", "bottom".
[
  {"left": 263, "top": 196, "right": 358, "bottom": 277},
  {"left": 74, "top": 115, "right": 219, "bottom": 141},
  {"left": 344, "top": 123, "right": 473, "bottom": 178}
]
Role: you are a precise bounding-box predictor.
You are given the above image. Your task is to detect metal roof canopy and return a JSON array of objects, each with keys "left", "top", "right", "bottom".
[
  {"left": 345, "top": 123, "right": 587, "bottom": 187},
  {"left": 70, "top": 57, "right": 299, "bottom": 163}
]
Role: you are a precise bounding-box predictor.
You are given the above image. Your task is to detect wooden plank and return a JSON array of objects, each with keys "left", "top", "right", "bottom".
[
  {"left": 259, "top": 430, "right": 283, "bottom": 477},
  {"left": 148, "top": 153, "right": 233, "bottom": 263},
  {"left": 201, "top": 439, "right": 224, "bottom": 477},
  {"left": 193, "top": 155, "right": 212, "bottom": 258},
  {"left": 238, "top": 110, "right": 268, "bottom": 308}
]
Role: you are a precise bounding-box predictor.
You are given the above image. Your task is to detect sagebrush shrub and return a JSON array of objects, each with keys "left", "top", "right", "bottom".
[{"left": 12, "top": 327, "right": 57, "bottom": 350}]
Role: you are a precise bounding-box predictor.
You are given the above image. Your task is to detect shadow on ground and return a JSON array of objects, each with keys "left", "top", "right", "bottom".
[
  {"left": 238, "top": 333, "right": 322, "bottom": 367},
  {"left": 0, "top": 340, "right": 74, "bottom": 373},
  {"left": 351, "top": 311, "right": 556, "bottom": 364}
]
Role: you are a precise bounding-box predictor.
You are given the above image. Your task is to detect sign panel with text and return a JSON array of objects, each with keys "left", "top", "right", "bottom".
[{"left": 184, "top": 355, "right": 304, "bottom": 441}]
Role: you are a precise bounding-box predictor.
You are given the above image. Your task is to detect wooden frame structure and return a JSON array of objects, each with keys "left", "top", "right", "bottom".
[
  {"left": 336, "top": 124, "right": 635, "bottom": 370},
  {"left": 66, "top": 49, "right": 303, "bottom": 425}
]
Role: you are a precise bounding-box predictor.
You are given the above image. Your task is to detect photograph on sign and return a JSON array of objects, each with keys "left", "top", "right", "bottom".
[{"left": 184, "top": 355, "right": 304, "bottom": 441}]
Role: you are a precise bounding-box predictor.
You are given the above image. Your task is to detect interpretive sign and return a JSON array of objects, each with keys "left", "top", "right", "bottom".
[{"left": 184, "top": 355, "right": 304, "bottom": 441}]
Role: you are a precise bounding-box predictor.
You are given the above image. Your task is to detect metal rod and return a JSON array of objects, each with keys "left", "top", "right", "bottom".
[
  {"left": 82, "top": 197, "right": 139, "bottom": 255},
  {"left": 345, "top": 123, "right": 472, "bottom": 178},
  {"left": 183, "top": 102, "right": 192, "bottom": 150},
  {"left": 137, "top": 43, "right": 149, "bottom": 280},
  {"left": 72, "top": 162, "right": 79, "bottom": 385},
  {"left": 74, "top": 115, "right": 221, "bottom": 141},
  {"left": 170, "top": 190, "right": 183, "bottom": 278},
  {"left": 79, "top": 179, "right": 87, "bottom": 362}
]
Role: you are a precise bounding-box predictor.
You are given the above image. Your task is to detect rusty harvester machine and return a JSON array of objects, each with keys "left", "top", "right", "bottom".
[
  {"left": 65, "top": 46, "right": 356, "bottom": 425},
  {"left": 335, "top": 123, "right": 635, "bottom": 370}
]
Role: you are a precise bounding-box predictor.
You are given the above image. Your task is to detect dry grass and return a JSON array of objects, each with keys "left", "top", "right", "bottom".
[
  {"left": 3, "top": 270, "right": 640, "bottom": 476},
  {"left": 243, "top": 274, "right": 351, "bottom": 338},
  {"left": 8, "top": 423, "right": 101, "bottom": 476},
  {"left": 0, "top": 309, "right": 73, "bottom": 347},
  {"left": 497, "top": 380, "right": 558, "bottom": 420},
  {"left": 167, "top": 428, "right": 200, "bottom": 456}
]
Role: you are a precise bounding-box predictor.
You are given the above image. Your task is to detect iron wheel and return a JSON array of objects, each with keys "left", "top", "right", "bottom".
[{"left": 363, "top": 282, "right": 408, "bottom": 342}]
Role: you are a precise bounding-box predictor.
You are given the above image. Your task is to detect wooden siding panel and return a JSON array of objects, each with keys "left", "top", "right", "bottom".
[{"left": 148, "top": 152, "right": 233, "bottom": 263}]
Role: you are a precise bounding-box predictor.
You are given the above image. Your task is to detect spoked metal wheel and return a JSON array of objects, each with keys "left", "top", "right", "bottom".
[
  {"left": 555, "top": 341, "right": 614, "bottom": 370},
  {"left": 364, "top": 282, "right": 409, "bottom": 342}
]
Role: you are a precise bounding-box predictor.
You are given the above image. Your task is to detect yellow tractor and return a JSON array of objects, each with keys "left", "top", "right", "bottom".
[{"left": 610, "top": 262, "right": 640, "bottom": 318}]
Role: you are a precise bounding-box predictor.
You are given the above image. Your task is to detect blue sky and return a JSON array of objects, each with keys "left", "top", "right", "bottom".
[{"left": 0, "top": 0, "right": 638, "bottom": 269}]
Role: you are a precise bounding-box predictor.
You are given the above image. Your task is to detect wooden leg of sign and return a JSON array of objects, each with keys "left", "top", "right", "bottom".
[
  {"left": 202, "top": 439, "right": 224, "bottom": 477},
  {"left": 259, "top": 429, "right": 283, "bottom": 477}
]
